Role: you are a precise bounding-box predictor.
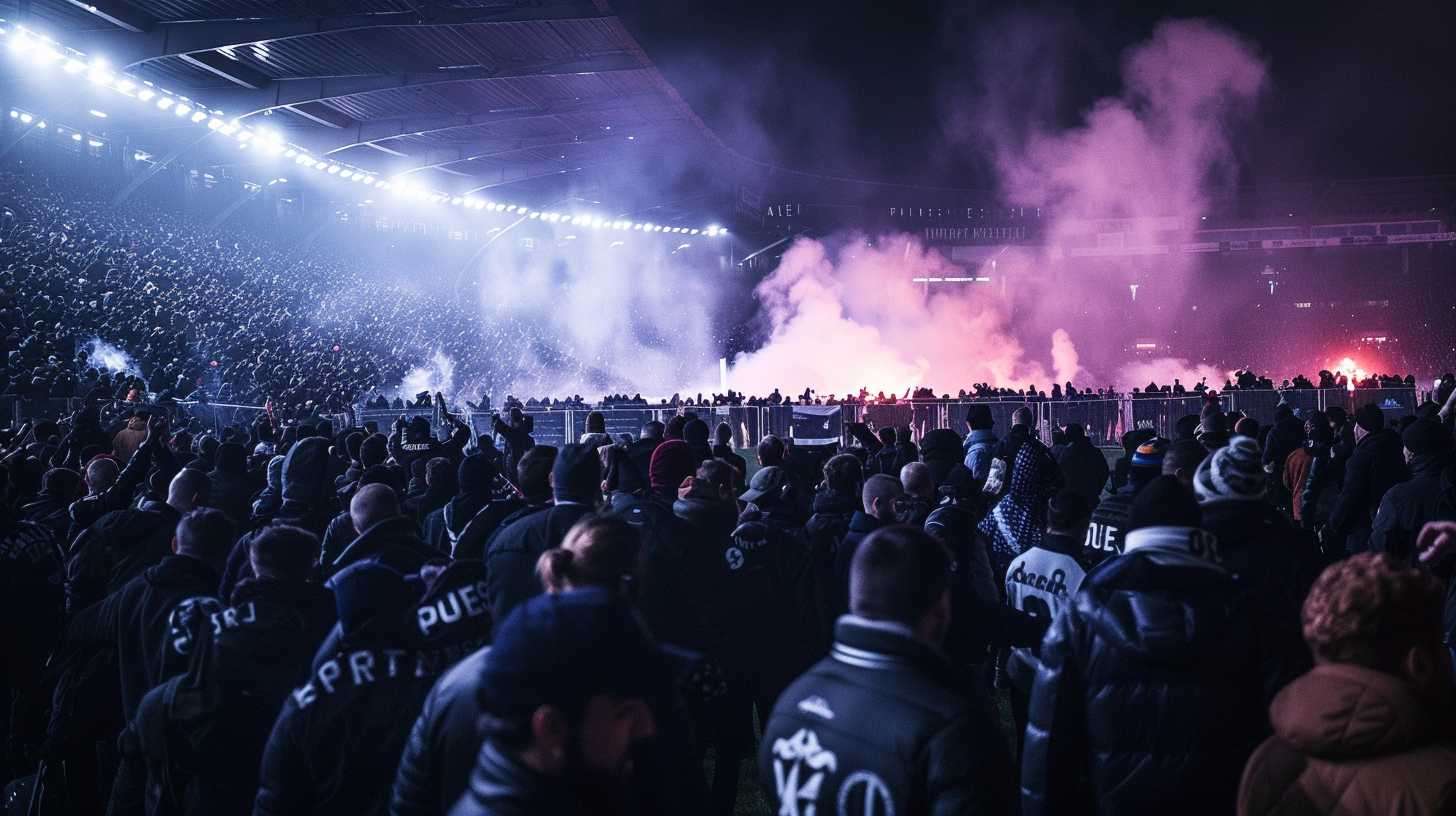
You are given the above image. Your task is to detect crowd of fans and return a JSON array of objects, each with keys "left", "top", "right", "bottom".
[{"left": 3, "top": 368, "right": 1455, "bottom": 816}]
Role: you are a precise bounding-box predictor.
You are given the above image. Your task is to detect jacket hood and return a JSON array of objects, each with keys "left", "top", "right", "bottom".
[
  {"left": 144, "top": 553, "right": 220, "bottom": 590},
  {"left": 280, "top": 437, "right": 333, "bottom": 510},
  {"left": 810, "top": 489, "right": 855, "bottom": 516},
  {"left": 1271, "top": 663, "right": 1438, "bottom": 760},
  {"left": 672, "top": 495, "right": 738, "bottom": 534},
  {"left": 332, "top": 515, "right": 430, "bottom": 572}
]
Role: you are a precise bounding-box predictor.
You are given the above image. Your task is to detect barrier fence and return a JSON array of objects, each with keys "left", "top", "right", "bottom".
[{"left": 2, "top": 388, "right": 1423, "bottom": 450}]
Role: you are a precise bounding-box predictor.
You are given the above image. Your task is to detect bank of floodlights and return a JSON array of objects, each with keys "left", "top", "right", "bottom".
[{"left": 0, "top": 19, "right": 732, "bottom": 238}]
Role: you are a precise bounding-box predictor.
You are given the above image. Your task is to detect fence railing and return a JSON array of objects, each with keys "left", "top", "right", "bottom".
[{"left": 4, "top": 388, "right": 1421, "bottom": 450}]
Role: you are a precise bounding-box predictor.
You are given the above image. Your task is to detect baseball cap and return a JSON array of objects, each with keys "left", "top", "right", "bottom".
[{"left": 739, "top": 465, "right": 789, "bottom": 503}]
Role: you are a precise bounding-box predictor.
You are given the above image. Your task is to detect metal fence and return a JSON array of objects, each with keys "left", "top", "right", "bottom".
[{"left": 4, "top": 388, "right": 1422, "bottom": 450}]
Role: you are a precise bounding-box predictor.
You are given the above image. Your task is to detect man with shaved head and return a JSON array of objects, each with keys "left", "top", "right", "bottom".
[
  {"left": 899, "top": 462, "right": 935, "bottom": 526},
  {"left": 325, "top": 482, "right": 434, "bottom": 578}
]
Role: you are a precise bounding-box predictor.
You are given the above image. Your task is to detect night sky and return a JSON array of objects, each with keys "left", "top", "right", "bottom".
[{"left": 614, "top": 0, "right": 1456, "bottom": 190}]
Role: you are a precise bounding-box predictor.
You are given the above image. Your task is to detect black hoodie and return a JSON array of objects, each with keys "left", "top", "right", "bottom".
[
  {"left": 221, "top": 438, "right": 336, "bottom": 598},
  {"left": 114, "top": 577, "right": 336, "bottom": 816}
]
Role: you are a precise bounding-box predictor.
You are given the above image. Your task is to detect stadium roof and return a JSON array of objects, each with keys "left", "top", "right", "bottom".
[{"left": 4, "top": 0, "right": 730, "bottom": 220}]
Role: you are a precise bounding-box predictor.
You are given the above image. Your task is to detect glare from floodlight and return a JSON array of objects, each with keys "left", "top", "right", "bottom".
[
  {"left": 207, "top": 118, "right": 223, "bottom": 130},
  {"left": 87, "top": 65, "right": 113, "bottom": 85},
  {"left": 326, "top": 165, "right": 340, "bottom": 174},
  {"left": 35, "top": 121, "right": 45, "bottom": 129},
  {"left": 220, "top": 123, "right": 238, "bottom": 136},
  {"left": 283, "top": 148, "right": 296, "bottom": 158},
  {"left": 690, "top": 229, "right": 700, "bottom": 235},
  {"left": 156, "top": 97, "right": 173, "bottom": 110},
  {"left": 7, "top": 110, "right": 15, "bottom": 119},
  {"left": 7, "top": 32, "right": 31, "bottom": 53},
  {"left": 62, "top": 59, "right": 84, "bottom": 74},
  {"left": 137, "top": 89, "right": 155, "bottom": 102},
  {"left": 88, "top": 109, "right": 107, "bottom": 118},
  {"left": 236, "top": 129, "right": 252, "bottom": 141},
  {"left": 70, "top": 132, "right": 81, "bottom": 141},
  {"left": 529, "top": 211, "right": 540, "bottom": 219},
  {"left": 89, "top": 138, "right": 105, "bottom": 147},
  {"left": 190, "top": 111, "right": 207, "bottom": 123},
  {"left": 18, "top": 112, "right": 31, "bottom": 123},
  {"left": 364, "top": 177, "right": 376, "bottom": 186},
  {"left": 115, "top": 79, "right": 134, "bottom": 93},
  {"left": 174, "top": 103, "right": 190, "bottom": 116}
]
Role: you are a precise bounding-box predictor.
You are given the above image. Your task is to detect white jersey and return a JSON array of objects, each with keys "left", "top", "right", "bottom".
[{"left": 1004, "top": 544, "right": 1088, "bottom": 682}]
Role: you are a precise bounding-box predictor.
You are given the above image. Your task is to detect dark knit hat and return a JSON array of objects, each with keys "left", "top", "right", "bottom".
[
  {"left": 1194, "top": 436, "right": 1267, "bottom": 501},
  {"left": 359, "top": 433, "right": 388, "bottom": 468},
  {"left": 478, "top": 588, "right": 671, "bottom": 720},
  {"left": 330, "top": 561, "right": 418, "bottom": 637},
  {"left": 1401, "top": 419, "right": 1449, "bottom": 456},
  {"left": 920, "top": 428, "right": 963, "bottom": 459},
  {"left": 683, "top": 418, "right": 710, "bottom": 446},
  {"left": 1355, "top": 403, "right": 1385, "bottom": 434},
  {"left": 1127, "top": 475, "right": 1200, "bottom": 530},
  {"left": 1130, "top": 437, "right": 1170, "bottom": 469},
  {"left": 551, "top": 443, "right": 601, "bottom": 504},
  {"left": 965, "top": 404, "right": 994, "bottom": 431},
  {"left": 648, "top": 438, "right": 694, "bottom": 491},
  {"left": 457, "top": 453, "right": 496, "bottom": 496}
]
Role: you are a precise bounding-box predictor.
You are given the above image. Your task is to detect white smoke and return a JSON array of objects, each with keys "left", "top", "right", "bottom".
[
  {"left": 398, "top": 351, "right": 455, "bottom": 400},
  {"left": 86, "top": 337, "right": 141, "bottom": 377}
]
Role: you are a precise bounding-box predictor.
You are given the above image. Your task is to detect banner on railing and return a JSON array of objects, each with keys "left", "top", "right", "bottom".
[{"left": 790, "top": 405, "right": 842, "bottom": 446}]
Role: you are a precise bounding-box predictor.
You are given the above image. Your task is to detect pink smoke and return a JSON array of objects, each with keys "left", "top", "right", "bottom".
[
  {"left": 727, "top": 235, "right": 1082, "bottom": 396},
  {"left": 727, "top": 19, "right": 1267, "bottom": 395}
]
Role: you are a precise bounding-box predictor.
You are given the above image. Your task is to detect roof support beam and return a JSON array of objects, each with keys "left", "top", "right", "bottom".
[
  {"left": 394, "top": 130, "right": 643, "bottom": 177},
  {"left": 61, "top": 0, "right": 155, "bottom": 32},
  {"left": 67, "top": 3, "right": 609, "bottom": 69},
  {"left": 315, "top": 91, "right": 663, "bottom": 155},
  {"left": 177, "top": 51, "right": 271, "bottom": 89},
  {"left": 204, "top": 52, "right": 643, "bottom": 118}
]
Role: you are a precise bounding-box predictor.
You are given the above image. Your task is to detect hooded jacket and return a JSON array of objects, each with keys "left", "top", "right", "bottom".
[
  {"left": 66, "top": 554, "right": 222, "bottom": 722},
  {"left": 116, "top": 577, "right": 336, "bottom": 816},
  {"left": 1326, "top": 427, "right": 1407, "bottom": 554},
  {"left": 1055, "top": 437, "right": 1110, "bottom": 506},
  {"left": 255, "top": 564, "right": 488, "bottom": 816},
  {"left": 483, "top": 503, "right": 594, "bottom": 630},
  {"left": 1238, "top": 663, "right": 1456, "bottom": 815},
  {"left": 612, "top": 491, "right": 706, "bottom": 649},
  {"left": 803, "top": 489, "right": 856, "bottom": 647},
  {"left": 221, "top": 438, "right": 336, "bottom": 598},
  {"left": 1021, "top": 526, "right": 1283, "bottom": 816},
  {"left": 758, "top": 616, "right": 1016, "bottom": 816},
  {"left": 328, "top": 515, "right": 437, "bottom": 579},
  {"left": 1369, "top": 453, "right": 1455, "bottom": 560}
]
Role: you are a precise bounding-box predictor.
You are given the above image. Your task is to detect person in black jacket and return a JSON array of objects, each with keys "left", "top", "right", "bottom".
[
  {"left": 208, "top": 442, "right": 256, "bottom": 525},
  {"left": 484, "top": 444, "right": 595, "bottom": 628},
  {"left": 220, "top": 437, "right": 336, "bottom": 598},
  {"left": 832, "top": 474, "right": 902, "bottom": 621},
  {"left": 491, "top": 408, "right": 534, "bottom": 477},
  {"left": 1327, "top": 403, "right": 1409, "bottom": 554},
  {"left": 987, "top": 407, "right": 1036, "bottom": 496},
  {"left": 255, "top": 561, "right": 456, "bottom": 816},
  {"left": 1369, "top": 419, "right": 1454, "bottom": 559},
  {"left": 1, "top": 464, "right": 65, "bottom": 768},
  {"left": 389, "top": 404, "right": 470, "bottom": 473},
  {"left": 1021, "top": 477, "right": 1285, "bottom": 816},
  {"left": 447, "top": 589, "right": 671, "bottom": 816},
  {"left": 1262, "top": 403, "right": 1306, "bottom": 512},
  {"left": 423, "top": 453, "right": 512, "bottom": 558},
  {"left": 803, "top": 454, "right": 862, "bottom": 647},
  {"left": 1083, "top": 437, "right": 1166, "bottom": 567},
  {"left": 19, "top": 466, "right": 82, "bottom": 544},
  {"left": 759, "top": 525, "right": 1016, "bottom": 816},
  {"left": 326, "top": 483, "right": 438, "bottom": 578},
  {"left": 1054, "top": 423, "right": 1109, "bottom": 506},
  {"left": 115, "top": 524, "right": 336, "bottom": 816},
  {"left": 710, "top": 422, "right": 747, "bottom": 494}
]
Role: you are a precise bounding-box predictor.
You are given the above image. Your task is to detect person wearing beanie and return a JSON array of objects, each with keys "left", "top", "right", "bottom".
[
  {"left": 682, "top": 418, "right": 713, "bottom": 468},
  {"left": 1163, "top": 439, "right": 1208, "bottom": 491},
  {"left": 484, "top": 444, "right": 597, "bottom": 629},
  {"left": 423, "top": 453, "right": 524, "bottom": 559},
  {"left": 1197, "top": 437, "right": 1322, "bottom": 663},
  {"left": 1023, "top": 475, "right": 1285, "bottom": 816},
  {"left": 1326, "top": 402, "right": 1408, "bottom": 555},
  {"left": 1197, "top": 411, "right": 1231, "bottom": 452},
  {"left": 447, "top": 589, "right": 671, "bottom": 816},
  {"left": 1233, "top": 416, "right": 1260, "bottom": 441},
  {"left": 253, "top": 561, "right": 443, "bottom": 816},
  {"left": 1084, "top": 437, "right": 1167, "bottom": 567},
  {"left": 578, "top": 410, "right": 612, "bottom": 451},
  {"left": 1263, "top": 404, "right": 1307, "bottom": 512},
  {"left": 207, "top": 441, "right": 256, "bottom": 525},
  {"left": 918, "top": 427, "right": 964, "bottom": 487},
  {"left": 1368, "top": 419, "right": 1454, "bottom": 558},
  {"left": 1055, "top": 422, "right": 1110, "bottom": 506}
]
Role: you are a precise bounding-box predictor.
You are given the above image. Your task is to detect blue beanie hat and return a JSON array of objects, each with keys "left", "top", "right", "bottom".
[
  {"left": 1130, "top": 437, "right": 1170, "bottom": 468},
  {"left": 478, "top": 588, "right": 670, "bottom": 719}
]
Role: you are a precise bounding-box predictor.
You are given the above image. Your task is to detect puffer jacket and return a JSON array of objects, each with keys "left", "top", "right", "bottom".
[
  {"left": 446, "top": 740, "right": 597, "bottom": 816},
  {"left": 1326, "top": 427, "right": 1407, "bottom": 553},
  {"left": 1021, "top": 526, "right": 1283, "bottom": 816},
  {"left": 758, "top": 616, "right": 1015, "bottom": 816},
  {"left": 327, "top": 515, "right": 437, "bottom": 579},
  {"left": 1238, "top": 663, "right": 1456, "bottom": 815},
  {"left": 390, "top": 648, "right": 489, "bottom": 816},
  {"left": 483, "top": 503, "right": 592, "bottom": 629},
  {"left": 611, "top": 493, "right": 706, "bottom": 649},
  {"left": 1369, "top": 454, "right": 1455, "bottom": 560},
  {"left": 220, "top": 438, "right": 338, "bottom": 598}
]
